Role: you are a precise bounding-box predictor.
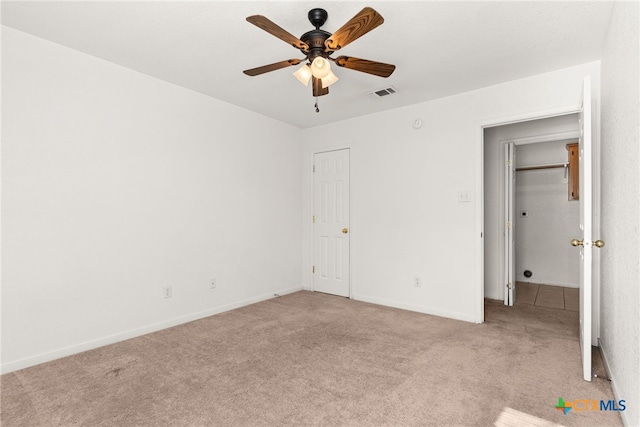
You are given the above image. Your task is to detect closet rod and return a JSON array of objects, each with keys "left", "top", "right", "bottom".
[{"left": 516, "top": 163, "right": 567, "bottom": 172}]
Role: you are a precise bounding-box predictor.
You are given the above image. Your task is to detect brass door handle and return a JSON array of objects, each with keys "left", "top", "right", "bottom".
[
  {"left": 571, "top": 239, "right": 605, "bottom": 248},
  {"left": 342, "top": 228, "right": 349, "bottom": 234}
]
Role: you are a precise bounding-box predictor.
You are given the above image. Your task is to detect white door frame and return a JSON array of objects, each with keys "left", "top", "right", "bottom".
[
  {"left": 476, "top": 103, "right": 601, "bottom": 341},
  {"left": 310, "top": 145, "right": 353, "bottom": 299}
]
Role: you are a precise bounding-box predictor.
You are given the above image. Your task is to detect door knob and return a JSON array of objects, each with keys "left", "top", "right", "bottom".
[
  {"left": 571, "top": 239, "right": 605, "bottom": 248},
  {"left": 342, "top": 228, "right": 349, "bottom": 234}
]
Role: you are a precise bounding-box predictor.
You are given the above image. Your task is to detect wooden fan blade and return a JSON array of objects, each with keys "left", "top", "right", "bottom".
[
  {"left": 243, "top": 59, "right": 302, "bottom": 76},
  {"left": 312, "top": 77, "right": 329, "bottom": 96},
  {"left": 247, "top": 15, "right": 309, "bottom": 52},
  {"left": 325, "top": 7, "right": 384, "bottom": 51},
  {"left": 334, "top": 56, "right": 396, "bottom": 77}
]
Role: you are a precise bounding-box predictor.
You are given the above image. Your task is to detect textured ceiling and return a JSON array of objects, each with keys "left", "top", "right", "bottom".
[{"left": 2, "top": 1, "right": 615, "bottom": 129}]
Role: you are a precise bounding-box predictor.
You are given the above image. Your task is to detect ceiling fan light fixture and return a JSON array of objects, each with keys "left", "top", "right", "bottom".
[
  {"left": 321, "top": 70, "right": 339, "bottom": 88},
  {"left": 244, "top": 7, "right": 395, "bottom": 105},
  {"left": 293, "top": 64, "right": 312, "bottom": 86},
  {"left": 310, "top": 57, "right": 331, "bottom": 79}
]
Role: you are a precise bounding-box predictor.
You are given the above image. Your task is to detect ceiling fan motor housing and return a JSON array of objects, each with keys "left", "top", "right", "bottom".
[
  {"left": 301, "top": 9, "right": 333, "bottom": 60},
  {"left": 301, "top": 29, "right": 333, "bottom": 60}
]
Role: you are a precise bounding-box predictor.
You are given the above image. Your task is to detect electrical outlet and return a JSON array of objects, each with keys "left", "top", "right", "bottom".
[
  {"left": 163, "top": 285, "right": 172, "bottom": 299},
  {"left": 210, "top": 278, "right": 217, "bottom": 289},
  {"left": 457, "top": 190, "right": 472, "bottom": 203},
  {"left": 414, "top": 276, "right": 422, "bottom": 287}
]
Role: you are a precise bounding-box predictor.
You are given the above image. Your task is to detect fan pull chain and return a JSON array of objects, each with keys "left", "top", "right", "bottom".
[{"left": 314, "top": 97, "right": 320, "bottom": 113}]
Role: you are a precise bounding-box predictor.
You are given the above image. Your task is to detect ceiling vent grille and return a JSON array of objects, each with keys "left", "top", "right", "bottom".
[{"left": 367, "top": 86, "right": 397, "bottom": 98}]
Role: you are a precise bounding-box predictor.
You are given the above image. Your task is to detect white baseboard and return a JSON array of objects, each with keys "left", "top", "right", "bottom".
[
  {"left": 1, "top": 286, "right": 303, "bottom": 375},
  {"left": 515, "top": 278, "right": 579, "bottom": 288},
  {"left": 351, "top": 293, "right": 477, "bottom": 323},
  {"left": 598, "top": 340, "right": 630, "bottom": 427}
]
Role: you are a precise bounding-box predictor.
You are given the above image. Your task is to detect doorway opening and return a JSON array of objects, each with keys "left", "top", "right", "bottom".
[
  {"left": 478, "top": 76, "right": 597, "bottom": 382},
  {"left": 483, "top": 114, "right": 580, "bottom": 309}
]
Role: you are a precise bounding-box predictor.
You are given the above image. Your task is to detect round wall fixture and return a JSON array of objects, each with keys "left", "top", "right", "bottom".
[{"left": 412, "top": 119, "right": 423, "bottom": 129}]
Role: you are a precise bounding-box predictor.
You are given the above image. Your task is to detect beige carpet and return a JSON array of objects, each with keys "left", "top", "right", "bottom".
[{"left": 1, "top": 291, "right": 622, "bottom": 426}]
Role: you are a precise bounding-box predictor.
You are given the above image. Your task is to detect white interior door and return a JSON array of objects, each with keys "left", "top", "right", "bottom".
[
  {"left": 313, "top": 149, "right": 350, "bottom": 297},
  {"left": 576, "top": 77, "right": 593, "bottom": 382},
  {"left": 504, "top": 142, "right": 516, "bottom": 305}
]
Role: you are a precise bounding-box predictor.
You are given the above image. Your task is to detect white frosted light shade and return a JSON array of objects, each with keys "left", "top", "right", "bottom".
[
  {"left": 310, "top": 57, "right": 331, "bottom": 78},
  {"left": 321, "top": 70, "right": 339, "bottom": 88},
  {"left": 293, "top": 64, "right": 312, "bottom": 86}
]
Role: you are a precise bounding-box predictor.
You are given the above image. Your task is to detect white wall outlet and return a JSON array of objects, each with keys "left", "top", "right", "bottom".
[
  {"left": 210, "top": 278, "right": 217, "bottom": 289},
  {"left": 457, "top": 190, "right": 472, "bottom": 202},
  {"left": 163, "top": 285, "right": 172, "bottom": 299},
  {"left": 414, "top": 276, "right": 422, "bottom": 287}
]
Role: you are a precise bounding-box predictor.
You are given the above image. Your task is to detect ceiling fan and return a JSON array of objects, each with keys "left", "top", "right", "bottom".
[{"left": 243, "top": 7, "right": 396, "bottom": 102}]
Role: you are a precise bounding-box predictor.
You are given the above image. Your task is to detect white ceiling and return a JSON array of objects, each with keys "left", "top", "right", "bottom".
[{"left": 2, "top": 1, "right": 615, "bottom": 129}]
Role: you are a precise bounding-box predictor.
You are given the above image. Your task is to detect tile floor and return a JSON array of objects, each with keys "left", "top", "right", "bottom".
[{"left": 515, "top": 282, "right": 579, "bottom": 311}]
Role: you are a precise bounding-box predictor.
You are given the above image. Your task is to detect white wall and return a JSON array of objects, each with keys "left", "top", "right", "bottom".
[
  {"left": 515, "top": 141, "right": 580, "bottom": 287},
  {"left": 302, "top": 61, "right": 600, "bottom": 323},
  {"left": 484, "top": 115, "right": 580, "bottom": 300},
  {"left": 1, "top": 27, "right": 303, "bottom": 373},
  {"left": 599, "top": 1, "right": 640, "bottom": 426}
]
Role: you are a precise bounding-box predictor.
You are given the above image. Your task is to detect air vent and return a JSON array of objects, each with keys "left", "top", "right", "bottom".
[{"left": 367, "top": 86, "right": 397, "bottom": 98}]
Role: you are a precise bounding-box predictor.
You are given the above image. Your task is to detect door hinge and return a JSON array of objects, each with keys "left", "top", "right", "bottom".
[
  {"left": 506, "top": 282, "right": 513, "bottom": 289},
  {"left": 507, "top": 221, "right": 513, "bottom": 229},
  {"left": 312, "top": 215, "right": 315, "bottom": 223},
  {"left": 313, "top": 164, "right": 315, "bottom": 173},
  {"left": 312, "top": 266, "right": 315, "bottom": 273}
]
